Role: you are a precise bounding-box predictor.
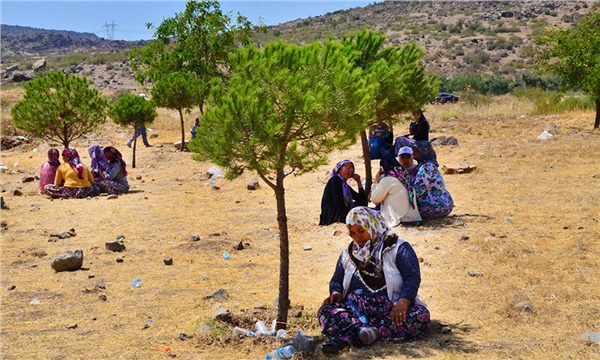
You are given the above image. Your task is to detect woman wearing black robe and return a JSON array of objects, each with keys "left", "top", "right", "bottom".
[{"left": 319, "top": 160, "right": 367, "bottom": 225}]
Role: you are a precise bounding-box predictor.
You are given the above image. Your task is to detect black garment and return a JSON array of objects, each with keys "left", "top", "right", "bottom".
[
  {"left": 319, "top": 176, "right": 367, "bottom": 226},
  {"left": 412, "top": 116, "right": 430, "bottom": 141}
]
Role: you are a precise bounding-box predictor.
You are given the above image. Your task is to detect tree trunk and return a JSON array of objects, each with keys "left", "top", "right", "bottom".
[
  {"left": 274, "top": 178, "right": 290, "bottom": 330},
  {"left": 360, "top": 130, "right": 373, "bottom": 196},
  {"left": 179, "top": 109, "right": 186, "bottom": 151},
  {"left": 132, "top": 132, "right": 137, "bottom": 168},
  {"left": 595, "top": 98, "right": 600, "bottom": 129}
]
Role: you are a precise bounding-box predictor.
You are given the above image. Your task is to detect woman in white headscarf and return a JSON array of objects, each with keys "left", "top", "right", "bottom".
[{"left": 318, "top": 207, "right": 429, "bottom": 355}]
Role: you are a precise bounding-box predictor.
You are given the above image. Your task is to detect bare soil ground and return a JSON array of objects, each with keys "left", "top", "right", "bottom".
[{"left": 1, "top": 97, "right": 599, "bottom": 359}]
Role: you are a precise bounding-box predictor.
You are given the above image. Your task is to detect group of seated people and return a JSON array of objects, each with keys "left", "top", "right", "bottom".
[
  {"left": 317, "top": 109, "right": 450, "bottom": 354},
  {"left": 39, "top": 145, "right": 129, "bottom": 199}
]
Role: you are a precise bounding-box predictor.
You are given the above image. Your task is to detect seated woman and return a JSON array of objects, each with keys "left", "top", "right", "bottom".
[
  {"left": 319, "top": 160, "right": 367, "bottom": 226},
  {"left": 39, "top": 148, "right": 60, "bottom": 195},
  {"left": 44, "top": 148, "right": 97, "bottom": 199},
  {"left": 318, "top": 207, "right": 429, "bottom": 354},
  {"left": 368, "top": 128, "right": 389, "bottom": 160},
  {"left": 96, "top": 146, "right": 129, "bottom": 194},
  {"left": 88, "top": 145, "right": 109, "bottom": 181},
  {"left": 370, "top": 152, "right": 421, "bottom": 227},
  {"left": 412, "top": 141, "right": 454, "bottom": 219}
]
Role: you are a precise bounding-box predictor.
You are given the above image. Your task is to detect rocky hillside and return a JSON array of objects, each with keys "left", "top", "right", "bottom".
[
  {"left": 0, "top": 25, "right": 147, "bottom": 60},
  {"left": 0, "top": 1, "right": 596, "bottom": 85}
]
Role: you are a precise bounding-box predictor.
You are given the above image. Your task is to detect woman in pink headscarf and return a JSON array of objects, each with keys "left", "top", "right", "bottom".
[
  {"left": 39, "top": 148, "right": 60, "bottom": 195},
  {"left": 44, "top": 148, "right": 98, "bottom": 199}
]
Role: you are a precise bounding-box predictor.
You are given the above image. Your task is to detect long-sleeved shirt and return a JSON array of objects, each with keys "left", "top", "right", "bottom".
[
  {"left": 370, "top": 177, "right": 422, "bottom": 226},
  {"left": 105, "top": 162, "right": 129, "bottom": 188},
  {"left": 54, "top": 163, "right": 94, "bottom": 188}
]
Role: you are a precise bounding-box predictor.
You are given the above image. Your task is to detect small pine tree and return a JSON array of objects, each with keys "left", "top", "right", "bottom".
[{"left": 11, "top": 71, "right": 108, "bottom": 148}]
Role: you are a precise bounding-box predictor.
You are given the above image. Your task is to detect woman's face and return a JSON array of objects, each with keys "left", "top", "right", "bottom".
[
  {"left": 399, "top": 154, "right": 414, "bottom": 169},
  {"left": 348, "top": 224, "right": 371, "bottom": 247},
  {"left": 338, "top": 162, "right": 355, "bottom": 180},
  {"left": 412, "top": 112, "right": 421, "bottom": 121},
  {"left": 103, "top": 151, "right": 114, "bottom": 161}
]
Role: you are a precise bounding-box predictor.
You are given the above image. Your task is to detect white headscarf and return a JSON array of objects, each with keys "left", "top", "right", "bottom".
[{"left": 346, "top": 206, "right": 395, "bottom": 264}]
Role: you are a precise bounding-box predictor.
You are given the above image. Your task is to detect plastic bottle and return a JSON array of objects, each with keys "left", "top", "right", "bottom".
[
  {"left": 275, "top": 329, "right": 287, "bottom": 339},
  {"left": 271, "top": 319, "right": 277, "bottom": 335},
  {"left": 347, "top": 299, "right": 368, "bottom": 324},
  {"left": 265, "top": 345, "right": 295, "bottom": 359},
  {"left": 131, "top": 277, "right": 143, "bottom": 288},
  {"left": 222, "top": 252, "right": 231, "bottom": 260},
  {"left": 233, "top": 326, "right": 249, "bottom": 336},
  {"left": 209, "top": 175, "right": 216, "bottom": 186},
  {"left": 255, "top": 320, "right": 269, "bottom": 334}
]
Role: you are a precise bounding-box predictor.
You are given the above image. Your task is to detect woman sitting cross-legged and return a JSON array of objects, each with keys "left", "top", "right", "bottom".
[
  {"left": 88, "top": 145, "right": 109, "bottom": 182},
  {"left": 318, "top": 207, "right": 430, "bottom": 355},
  {"left": 39, "top": 148, "right": 61, "bottom": 195},
  {"left": 412, "top": 141, "right": 454, "bottom": 219},
  {"left": 370, "top": 152, "right": 421, "bottom": 227},
  {"left": 44, "top": 148, "right": 98, "bottom": 199},
  {"left": 319, "top": 160, "right": 367, "bottom": 226},
  {"left": 95, "top": 146, "right": 129, "bottom": 195}
]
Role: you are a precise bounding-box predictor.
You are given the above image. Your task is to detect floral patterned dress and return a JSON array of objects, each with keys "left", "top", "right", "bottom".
[
  {"left": 413, "top": 162, "right": 454, "bottom": 219},
  {"left": 318, "top": 240, "right": 430, "bottom": 346}
]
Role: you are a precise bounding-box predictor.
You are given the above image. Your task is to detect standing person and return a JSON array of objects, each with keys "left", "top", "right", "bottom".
[
  {"left": 190, "top": 117, "right": 199, "bottom": 140},
  {"left": 87, "top": 145, "right": 109, "bottom": 181},
  {"left": 318, "top": 207, "right": 429, "bottom": 355},
  {"left": 319, "top": 160, "right": 367, "bottom": 226},
  {"left": 39, "top": 148, "right": 60, "bottom": 195},
  {"left": 412, "top": 141, "right": 454, "bottom": 219},
  {"left": 44, "top": 148, "right": 97, "bottom": 199},
  {"left": 409, "top": 108, "right": 430, "bottom": 141},
  {"left": 370, "top": 152, "right": 421, "bottom": 227},
  {"left": 126, "top": 94, "right": 152, "bottom": 148},
  {"left": 96, "top": 146, "right": 129, "bottom": 195}
]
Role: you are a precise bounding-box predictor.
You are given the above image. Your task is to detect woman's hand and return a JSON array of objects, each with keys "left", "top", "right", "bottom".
[
  {"left": 391, "top": 298, "right": 412, "bottom": 326},
  {"left": 352, "top": 173, "right": 362, "bottom": 188},
  {"left": 374, "top": 168, "right": 382, "bottom": 184},
  {"left": 322, "top": 291, "right": 343, "bottom": 306}
]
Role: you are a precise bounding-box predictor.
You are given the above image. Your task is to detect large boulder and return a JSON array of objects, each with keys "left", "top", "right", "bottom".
[
  {"left": 32, "top": 59, "right": 47, "bottom": 72},
  {"left": 7, "top": 71, "right": 34, "bottom": 83},
  {"left": 51, "top": 249, "right": 84, "bottom": 272}
]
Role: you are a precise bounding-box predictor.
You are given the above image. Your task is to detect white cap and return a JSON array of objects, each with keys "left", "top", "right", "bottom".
[{"left": 398, "top": 146, "right": 413, "bottom": 156}]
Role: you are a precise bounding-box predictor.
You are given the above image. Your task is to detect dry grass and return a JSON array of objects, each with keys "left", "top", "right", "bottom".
[{"left": 1, "top": 91, "right": 599, "bottom": 359}]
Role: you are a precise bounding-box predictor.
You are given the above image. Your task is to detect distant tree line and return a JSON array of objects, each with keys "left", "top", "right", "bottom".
[{"left": 439, "top": 73, "right": 563, "bottom": 96}]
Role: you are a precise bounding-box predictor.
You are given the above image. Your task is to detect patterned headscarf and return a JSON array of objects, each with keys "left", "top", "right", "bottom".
[
  {"left": 380, "top": 153, "right": 415, "bottom": 209},
  {"left": 62, "top": 148, "right": 84, "bottom": 179},
  {"left": 413, "top": 140, "right": 438, "bottom": 167},
  {"left": 88, "top": 145, "right": 109, "bottom": 175},
  {"left": 47, "top": 148, "right": 60, "bottom": 167},
  {"left": 103, "top": 146, "right": 127, "bottom": 176},
  {"left": 346, "top": 206, "right": 394, "bottom": 265},
  {"left": 331, "top": 159, "right": 354, "bottom": 209}
]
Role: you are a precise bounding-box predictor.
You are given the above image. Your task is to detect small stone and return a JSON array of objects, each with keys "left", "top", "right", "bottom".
[
  {"left": 190, "top": 234, "right": 200, "bottom": 242},
  {"left": 6, "top": 284, "right": 16, "bottom": 291},
  {"left": 514, "top": 301, "right": 533, "bottom": 313},
  {"left": 51, "top": 249, "right": 84, "bottom": 272},
  {"left": 66, "top": 323, "right": 78, "bottom": 329},
  {"left": 332, "top": 230, "right": 339, "bottom": 236},
  {"left": 30, "top": 299, "right": 40, "bottom": 305},
  {"left": 196, "top": 325, "right": 212, "bottom": 334},
  {"left": 29, "top": 249, "right": 47, "bottom": 257},
  {"left": 468, "top": 271, "right": 483, "bottom": 277},
  {"left": 136, "top": 175, "right": 142, "bottom": 180},
  {"left": 107, "top": 194, "right": 118, "bottom": 200},
  {"left": 423, "top": 261, "right": 431, "bottom": 267},
  {"left": 234, "top": 241, "right": 244, "bottom": 250},
  {"left": 105, "top": 240, "right": 126, "bottom": 252},
  {"left": 470, "top": 246, "right": 480, "bottom": 252},
  {"left": 212, "top": 306, "right": 232, "bottom": 323},
  {"left": 49, "top": 231, "right": 61, "bottom": 237},
  {"left": 580, "top": 332, "right": 600, "bottom": 344},
  {"left": 179, "top": 333, "right": 193, "bottom": 341},
  {"left": 116, "top": 234, "right": 125, "bottom": 241},
  {"left": 142, "top": 324, "right": 150, "bottom": 330},
  {"left": 441, "top": 326, "right": 452, "bottom": 334},
  {"left": 58, "top": 232, "right": 71, "bottom": 239},
  {"left": 99, "top": 295, "right": 107, "bottom": 301},
  {"left": 563, "top": 226, "right": 569, "bottom": 230},
  {"left": 13, "top": 189, "right": 23, "bottom": 196},
  {"left": 418, "top": 257, "right": 424, "bottom": 263},
  {"left": 247, "top": 178, "right": 259, "bottom": 190},
  {"left": 204, "top": 288, "right": 228, "bottom": 301},
  {"left": 504, "top": 217, "right": 512, "bottom": 222},
  {"left": 163, "top": 257, "right": 173, "bottom": 266},
  {"left": 459, "top": 234, "right": 470, "bottom": 241},
  {"left": 67, "top": 229, "right": 76, "bottom": 237},
  {"left": 22, "top": 176, "right": 35, "bottom": 183},
  {"left": 116, "top": 257, "right": 124, "bottom": 263},
  {"left": 303, "top": 244, "right": 312, "bottom": 251},
  {"left": 88, "top": 275, "right": 95, "bottom": 279},
  {"left": 95, "top": 283, "right": 106, "bottom": 290},
  {"left": 211, "top": 185, "right": 220, "bottom": 190}
]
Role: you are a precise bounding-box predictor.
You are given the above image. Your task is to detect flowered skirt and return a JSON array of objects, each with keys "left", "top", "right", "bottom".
[
  {"left": 318, "top": 291, "right": 430, "bottom": 345},
  {"left": 95, "top": 180, "right": 129, "bottom": 195},
  {"left": 44, "top": 184, "right": 98, "bottom": 199}
]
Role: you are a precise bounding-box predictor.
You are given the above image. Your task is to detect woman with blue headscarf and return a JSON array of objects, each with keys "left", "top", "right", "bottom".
[
  {"left": 412, "top": 141, "right": 454, "bottom": 219},
  {"left": 319, "top": 160, "right": 367, "bottom": 226},
  {"left": 88, "top": 145, "right": 109, "bottom": 181}
]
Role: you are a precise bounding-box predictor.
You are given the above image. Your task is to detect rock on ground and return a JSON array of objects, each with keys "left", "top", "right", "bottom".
[{"left": 51, "top": 249, "right": 83, "bottom": 272}]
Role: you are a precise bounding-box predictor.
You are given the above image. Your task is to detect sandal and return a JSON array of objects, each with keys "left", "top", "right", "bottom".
[{"left": 320, "top": 337, "right": 348, "bottom": 355}]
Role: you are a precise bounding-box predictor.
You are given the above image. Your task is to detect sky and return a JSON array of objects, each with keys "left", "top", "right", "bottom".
[{"left": 1, "top": 1, "right": 375, "bottom": 41}]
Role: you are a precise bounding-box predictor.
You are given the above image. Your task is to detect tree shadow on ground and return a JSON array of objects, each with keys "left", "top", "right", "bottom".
[
  {"left": 313, "top": 319, "right": 479, "bottom": 359},
  {"left": 420, "top": 213, "right": 492, "bottom": 230}
]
